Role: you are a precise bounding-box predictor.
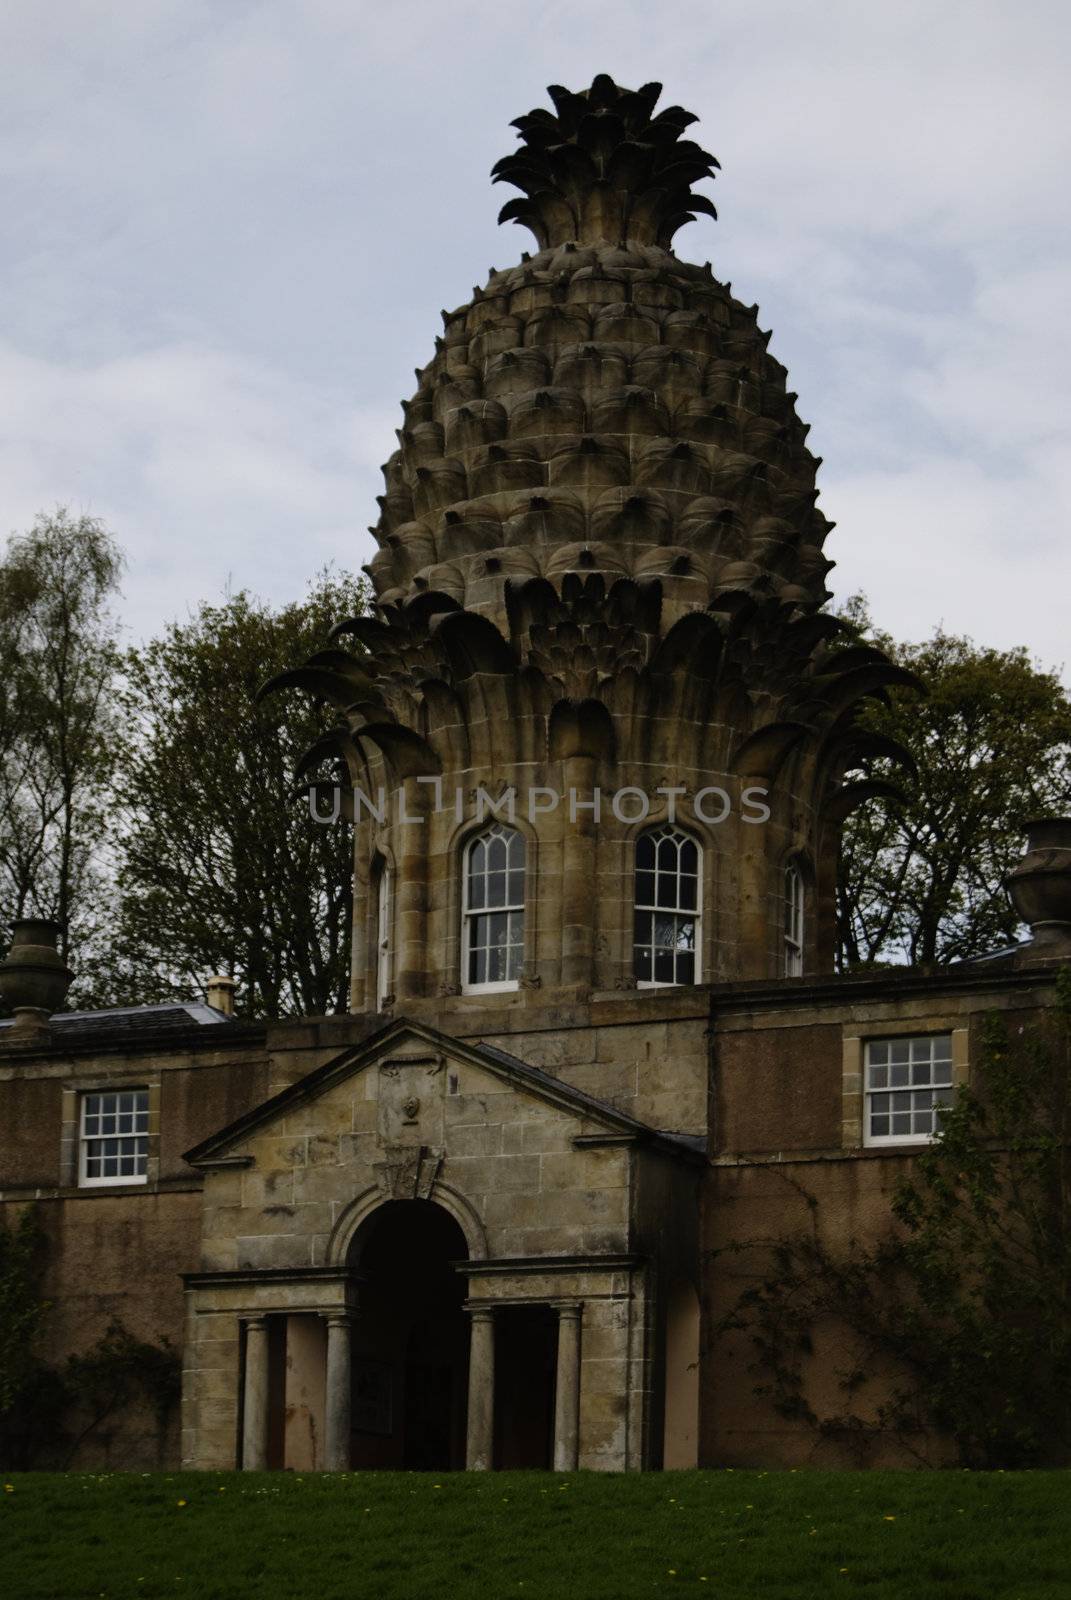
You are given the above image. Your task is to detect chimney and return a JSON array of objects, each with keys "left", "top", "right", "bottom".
[
  {"left": 1005, "top": 819, "right": 1071, "bottom": 955},
  {"left": 0, "top": 919, "right": 74, "bottom": 1041},
  {"left": 206, "top": 975, "right": 237, "bottom": 1016}
]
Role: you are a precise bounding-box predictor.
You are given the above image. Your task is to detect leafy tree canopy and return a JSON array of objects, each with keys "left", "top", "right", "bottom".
[
  {"left": 86, "top": 569, "right": 368, "bottom": 1017},
  {"left": 837, "top": 595, "right": 1071, "bottom": 967}
]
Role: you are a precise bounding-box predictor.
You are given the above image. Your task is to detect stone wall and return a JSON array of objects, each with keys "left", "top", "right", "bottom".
[{"left": 700, "top": 969, "right": 1058, "bottom": 1467}]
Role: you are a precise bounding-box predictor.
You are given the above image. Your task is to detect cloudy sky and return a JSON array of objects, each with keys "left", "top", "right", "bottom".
[{"left": 3, "top": 0, "right": 1069, "bottom": 671}]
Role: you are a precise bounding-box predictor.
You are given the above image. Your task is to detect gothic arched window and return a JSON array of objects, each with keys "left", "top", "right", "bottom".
[
  {"left": 783, "top": 863, "right": 804, "bottom": 976},
  {"left": 375, "top": 860, "right": 393, "bottom": 1008},
  {"left": 633, "top": 826, "right": 702, "bottom": 987},
  {"left": 462, "top": 824, "right": 526, "bottom": 992}
]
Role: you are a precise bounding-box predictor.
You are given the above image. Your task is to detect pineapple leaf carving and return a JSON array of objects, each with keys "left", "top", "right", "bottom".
[{"left": 492, "top": 74, "right": 720, "bottom": 249}]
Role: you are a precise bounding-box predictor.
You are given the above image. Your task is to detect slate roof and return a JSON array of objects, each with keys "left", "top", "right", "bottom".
[{"left": 0, "top": 1000, "right": 234, "bottom": 1044}]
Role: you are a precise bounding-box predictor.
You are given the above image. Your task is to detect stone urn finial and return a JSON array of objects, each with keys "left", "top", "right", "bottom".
[
  {"left": 1005, "top": 820, "right": 1071, "bottom": 953},
  {"left": 0, "top": 919, "right": 74, "bottom": 1038}
]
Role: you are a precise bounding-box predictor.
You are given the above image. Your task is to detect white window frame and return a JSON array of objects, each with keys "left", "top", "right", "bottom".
[
  {"left": 461, "top": 823, "right": 525, "bottom": 994},
  {"left": 783, "top": 864, "right": 804, "bottom": 976},
  {"left": 79, "top": 1088, "right": 150, "bottom": 1187},
  {"left": 633, "top": 825, "right": 703, "bottom": 988},
  {"left": 863, "top": 1034, "right": 955, "bottom": 1147},
  {"left": 375, "top": 860, "right": 393, "bottom": 1009}
]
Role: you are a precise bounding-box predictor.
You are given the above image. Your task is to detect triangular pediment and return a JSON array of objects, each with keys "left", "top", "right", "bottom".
[{"left": 183, "top": 1016, "right": 690, "bottom": 1168}]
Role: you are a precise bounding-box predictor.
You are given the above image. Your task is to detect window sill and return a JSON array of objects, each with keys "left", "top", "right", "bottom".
[
  {"left": 78, "top": 1178, "right": 150, "bottom": 1190},
  {"left": 862, "top": 1137, "right": 938, "bottom": 1150},
  {"left": 636, "top": 979, "right": 701, "bottom": 990}
]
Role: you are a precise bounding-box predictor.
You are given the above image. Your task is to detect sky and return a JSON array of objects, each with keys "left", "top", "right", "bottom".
[{"left": 2, "top": 0, "right": 1069, "bottom": 672}]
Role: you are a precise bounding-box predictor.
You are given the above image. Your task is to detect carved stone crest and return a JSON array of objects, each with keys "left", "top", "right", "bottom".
[{"left": 372, "top": 1144, "right": 443, "bottom": 1201}]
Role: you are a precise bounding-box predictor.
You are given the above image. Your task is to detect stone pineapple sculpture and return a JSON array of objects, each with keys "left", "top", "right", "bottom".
[
  {"left": 368, "top": 72, "right": 830, "bottom": 627},
  {"left": 265, "top": 75, "right": 915, "bottom": 1000}
]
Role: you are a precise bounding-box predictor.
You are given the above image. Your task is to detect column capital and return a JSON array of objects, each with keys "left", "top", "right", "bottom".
[
  {"left": 245, "top": 1313, "right": 269, "bottom": 1331},
  {"left": 557, "top": 1301, "right": 583, "bottom": 1321},
  {"left": 324, "top": 1311, "right": 354, "bottom": 1328},
  {"left": 467, "top": 1303, "right": 496, "bottom": 1323}
]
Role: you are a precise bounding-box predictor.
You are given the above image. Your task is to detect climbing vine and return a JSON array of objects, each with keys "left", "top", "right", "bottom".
[
  {"left": 0, "top": 1207, "right": 180, "bottom": 1469},
  {"left": 714, "top": 969, "right": 1071, "bottom": 1468}
]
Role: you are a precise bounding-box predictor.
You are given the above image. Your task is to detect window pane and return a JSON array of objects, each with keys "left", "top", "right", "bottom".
[
  {"left": 656, "top": 835, "right": 678, "bottom": 873},
  {"left": 680, "top": 839, "right": 698, "bottom": 876},
  {"left": 635, "top": 870, "right": 655, "bottom": 908},
  {"left": 487, "top": 869, "right": 506, "bottom": 907},
  {"left": 868, "top": 1043, "right": 888, "bottom": 1066},
  {"left": 636, "top": 835, "right": 655, "bottom": 870},
  {"left": 890, "top": 1063, "right": 909, "bottom": 1087},
  {"left": 633, "top": 945, "right": 653, "bottom": 982},
  {"left": 486, "top": 832, "right": 509, "bottom": 870},
  {"left": 655, "top": 870, "right": 677, "bottom": 908},
  {"left": 679, "top": 873, "right": 697, "bottom": 911},
  {"left": 677, "top": 951, "right": 694, "bottom": 985},
  {"left": 890, "top": 1041, "right": 909, "bottom": 1065},
  {"left": 507, "top": 869, "right": 524, "bottom": 906},
  {"left": 487, "top": 944, "right": 508, "bottom": 983},
  {"left": 653, "top": 947, "right": 674, "bottom": 984},
  {"left": 468, "top": 872, "right": 486, "bottom": 911},
  {"left": 868, "top": 1064, "right": 888, "bottom": 1090}
]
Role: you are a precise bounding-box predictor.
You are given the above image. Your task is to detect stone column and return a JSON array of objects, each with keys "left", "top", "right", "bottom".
[
  {"left": 394, "top": 777, "right": 429, "bottom": 1001},
  {"left": 561, "top": 753, "right": 597, "bottom": 989},
  {"left": 466, "top": 1306, "right": 495, "bottom": 1471},
  {"left": 241, "top": 1316, "right": 270, "bottom": 1471},
  {"left": 324, "top": 1313, "right": 353, "bottom": 1471},
  {"left": 553, "top": 1303, "right": 583, "bottom": 1471}
]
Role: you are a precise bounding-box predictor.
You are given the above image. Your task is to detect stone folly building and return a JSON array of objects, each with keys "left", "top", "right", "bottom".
[{"left": 2, "top": 77, "right": 1069, "bottom": 1474}]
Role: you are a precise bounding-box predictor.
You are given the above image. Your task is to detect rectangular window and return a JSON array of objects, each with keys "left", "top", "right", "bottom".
[
  {"left": 80, "top": 1089, "right": 149, "bottom": 1185},
  {"left": 864, "top": 1035, "right": 954, "bottom": 1146}
]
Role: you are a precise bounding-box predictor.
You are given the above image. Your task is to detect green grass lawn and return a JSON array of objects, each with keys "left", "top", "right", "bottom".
[{"left": 2, "top": 1469, "right": 1069, "bottom": 1600}]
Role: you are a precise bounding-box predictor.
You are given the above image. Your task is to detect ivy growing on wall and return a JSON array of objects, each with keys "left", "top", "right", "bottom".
[
  {"left": 715, "top": 968, "right": 1071, "bottom": 1468},
  {"left": 0, "top": 1208, "right": 180, "bottom": 1469}
]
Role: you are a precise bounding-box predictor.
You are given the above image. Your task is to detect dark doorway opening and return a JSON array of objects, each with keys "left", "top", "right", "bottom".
[
  {"left": 493, "top": 1305, "right": 558, "bottom": 1469},
  {"left": 347, "top": 1200, "right": 469, "bottom": 1471}
]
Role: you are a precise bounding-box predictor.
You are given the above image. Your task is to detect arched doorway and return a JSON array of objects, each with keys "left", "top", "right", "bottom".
[{"left": 346, "top": 1199, "right": 469, "bottom": 1470}]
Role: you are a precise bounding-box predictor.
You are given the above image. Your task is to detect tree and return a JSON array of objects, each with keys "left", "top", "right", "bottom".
[
  {"left": 89, "top": 570, "right": 368, "bottom": 1018},
  {"left": 0, "top": 1207, "right": 49, "bottom": 1416},
  {"left": 0, "top": 510, "right": 123, "bottom": 972},
  {"left": 715, "top": 971, "right": 1071, "bottom": 1467},
  {"left": 836, "top": 599, "right": 1071, "bottom": 967}
]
